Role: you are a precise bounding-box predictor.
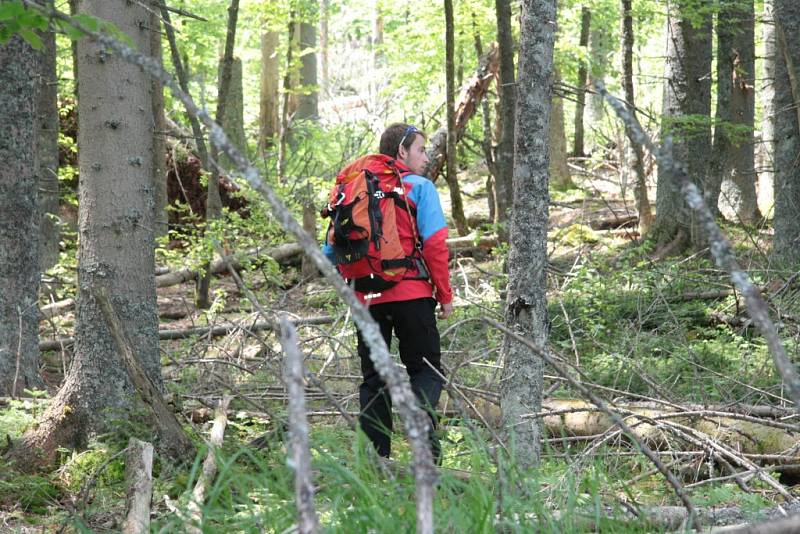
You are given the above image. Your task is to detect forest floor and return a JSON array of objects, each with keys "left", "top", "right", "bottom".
[{"left": 2, "top": 162, "right": 799, "bottom": 532}]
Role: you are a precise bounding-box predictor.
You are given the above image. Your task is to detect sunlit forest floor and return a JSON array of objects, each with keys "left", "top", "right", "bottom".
[{"left": 2, "top": 163, "right": 799, "bottom": 532}]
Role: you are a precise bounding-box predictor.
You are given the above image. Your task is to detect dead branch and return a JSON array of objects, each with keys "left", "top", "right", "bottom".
[
  {"left": 597, "top": 81, "right": 800, "bottom": 413},
  {"left": 424, "top": 43, "right": 500, "bottom": 182},
  {"left": 280, "top": 317, "right": 320, "bottom": 534},
  {"left": 122, "top": 438, "right": 154, "bottom": 534},
  {"left": 186, "top": 395, "right": 232, "bottom": 534},
  {"left": 94, "top": 286, "right": 194, "bottom": 460},
  {"left": 39, "top": 314, "right": 335, "bottom": 352}
]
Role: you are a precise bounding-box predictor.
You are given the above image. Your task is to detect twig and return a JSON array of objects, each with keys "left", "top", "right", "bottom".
[
  {"left": 122, "top": 438, "right": 154, "bottom": 534},
  {"left": 280, "top": 317, "right": 320, "bottom": 534}
]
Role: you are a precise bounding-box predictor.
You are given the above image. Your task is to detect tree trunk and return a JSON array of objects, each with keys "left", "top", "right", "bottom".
[
  {"left": 320, "top": 0, "right": 329, "bottom": 94},
  {"left": 650, "top": 1, "right": 712, "bottom": 250},
  {"left": 445, "top": 0, "right": 469, "bottom": 236},
  {"left": 0, "top": 34, "right": 43, "bottom": 397},
  {"left": 297, "top": 22, "right": 318, "bottom": 121},
  {"left": 278, "top": 17, "right": 296, "bottom": 181},
  {"left": 709, "top": 0, "right": 760, "bottom": 224},
  {"left": 572, "top": 6, "right": 591, "bottom": 158},
  {"left": 259, "top": 30, "right": 280, "bottom": 150},
  {"left": 15, "top": 0, "right": 160, "bottom": 466},
  {"left": 758, "top": 0, "right": 776, "bottom": 215},
  {"left": 621, "top": 0, "right": 653, "bottom": 236},
  {"left": 37, "top": 0, "right": 60, "bottom": 273},
  {"left": 501, "top": 0, "right": 555, "bottom": 469},
  {"left": 198, "top": 0, "right": 240, "bottom": 309},
  {"left": 494, "top": 0, "right": 516, "bottom": 237},
  {"left": 150, "top": 5, "right": 168, "bottom": 239},
  {"left": 69, "top": 0, "right": 79, "bottom": 99},
  {"left": 472, "top": 14, "right": 497, "bottom": 222},
  {"left": 219, "top": 56, "right": 247, "bottom": 169},
  {"left": 772, "top": 3, "right": 800, "bottom": 265},
  {"left": 549, "top": 69, "right": 573, "bottom": 190},
  {"left": 586, "top": 21, "right": 612, "bottom": 147}
]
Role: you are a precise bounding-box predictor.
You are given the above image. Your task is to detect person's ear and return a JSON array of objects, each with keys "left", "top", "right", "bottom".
[{"left": 397, "top": 144, "right": 407, "bottom": 160}]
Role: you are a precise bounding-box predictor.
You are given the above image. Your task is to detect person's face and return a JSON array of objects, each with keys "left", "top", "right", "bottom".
[{"left": 398, "top": 133, "right": 429, "bottom": 176}]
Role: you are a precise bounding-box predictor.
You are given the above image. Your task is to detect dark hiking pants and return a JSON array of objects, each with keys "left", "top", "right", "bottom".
[{"left": 356, "top": 297, "right": 444, "bottom": 463}]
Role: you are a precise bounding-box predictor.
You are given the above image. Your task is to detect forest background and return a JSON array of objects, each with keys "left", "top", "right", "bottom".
[{"left": 1, "top": 0, "right": 800, "bottom": 532}]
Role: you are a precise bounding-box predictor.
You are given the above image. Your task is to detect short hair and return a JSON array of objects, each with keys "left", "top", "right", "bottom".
[{"left": 379, "top": 123, "right": 426, "bottom": 158}]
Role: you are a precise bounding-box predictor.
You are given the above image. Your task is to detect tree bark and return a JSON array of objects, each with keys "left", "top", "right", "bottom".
[
  {"left": 445, "top": 0, "right": 469, "bottom": 236},
  {"left": 501, "top": 0, "right": 555, "bottom": 469},
  {"left": 772, "top": 3, "right": 800, "bottom": 265},
  {"left": 37, "top": 0, "right": 60, "bottom": 273},
  {"left": 259, "top": 30, "right": 280, "bottom": 150},
  {"left": 650, "top": 1, "right": 712, "bottom": 249},
  {"left": 586, "top": 19, "right": 612, "bottom": 145},
  {"left": 621, "top": 0, "right": 653, "bottom": 236},
  {"left": 572, "top": 6, "right": 591, "bottom": 157},
  {"left": 218, "top": 56, "right": 247, "bottom": 170},
  {"left": 198, "top": 0, "right": 240, "bottom": 309},
  {"left": 150, "top": 4, "right": 168, "bottom": 239},
  {"left": 0, "top": 33, "right": 43, "bottom": 397},
  {"left": 708, "top": 0, "right": 760, "bottom": 224},
  {"left": 471, "top": 14, "right": 497, "bottom": 222},
  {"left": 15, "top": 0, "right": 160, "bottom": 466},
  {"left": 493, "top": 0, "right": 516, "bottom": 237}
]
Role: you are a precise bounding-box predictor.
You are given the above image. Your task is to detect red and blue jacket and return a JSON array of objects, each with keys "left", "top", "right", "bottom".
[{"left": 322, "top": 162, "right": 453, "bottom": 306}]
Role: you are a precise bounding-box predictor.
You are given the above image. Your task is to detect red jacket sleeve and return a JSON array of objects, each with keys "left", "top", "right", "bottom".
[{"left": 421, "top": 227, "right": 453, "bottom": 305}]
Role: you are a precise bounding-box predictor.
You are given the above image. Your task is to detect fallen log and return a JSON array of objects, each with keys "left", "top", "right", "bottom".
[
  {"left": 471, "top": 398, "right": 800, "bottom": 474},
  {"left": 39, "top": 314, "right": 335, "bottom": 351},
  {"left": 424, "top": 43, "right": 500, "bottom": 182},
  {"left": 156, "top": 242, "right": 302, "bottom": 287}
]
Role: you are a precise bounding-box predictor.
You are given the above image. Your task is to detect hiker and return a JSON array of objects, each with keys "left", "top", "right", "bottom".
[{"left": 322, "top": 123, "right": 453, "bottom": 463}]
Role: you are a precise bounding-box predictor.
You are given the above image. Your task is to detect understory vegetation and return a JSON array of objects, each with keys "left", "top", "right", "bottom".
[{"left": 2, "top": 165, "right": 798, "bottom": 532}]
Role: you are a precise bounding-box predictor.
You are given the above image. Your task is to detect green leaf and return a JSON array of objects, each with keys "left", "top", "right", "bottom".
[
  {"left": 0, "top": 1, "right": 24, "bottom": 22},
  {"left": 72, "top": 13, "right": 100, "bottom": 33},
  {"left": 56, "top": 18, "right": 84, "bottom": 41},
  {"left": 18, "top": 28, "right": 42, "bottom": 50}
]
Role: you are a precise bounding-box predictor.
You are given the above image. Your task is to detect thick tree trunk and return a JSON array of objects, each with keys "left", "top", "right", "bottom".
[
  {"left": 0, "top": 34, "right": 43, "bottom": 397},
  {"left": 621, "top": 0, "right": 653, "bottom": 235},
  {"left": 501, "top": 0, "right": 554, "bottom": 469},
  {"left": 772, "top": 3, "right": 800, "bottom": 264},
  {"left": 445, "top": 0, "right": 469, "bottom": 236},
  {"left": 549, "top": 69, "right": 573, "bottom": 190},
  {"left": 259, "top": 31, "right": 280, "bottom": 150},
  {"left": 572, "top": 6, "right": 591, "bottom": 157},
  {"left": 650, "top": 1, "right": 712, "bottom": 249},
  {"left": 37, "top": 0, "right": 60, "bottom": 273},
  {"left": 758, "top": 0, "right": 776, "bottom": 214},
  {"left": 198, "top": 0, "right": 240, "bottom": 309},
  {"left": 16, "top": 0, "right": 159, "bottom": 466},
  {"left": 709, "top": 0, "right": 760, "bottom": 224},
  {"left": 150, "top": 5, "right": 168, "bottom": 239},
  {"left": 494, "top": 0, "right": 516, "bottom": 236}
]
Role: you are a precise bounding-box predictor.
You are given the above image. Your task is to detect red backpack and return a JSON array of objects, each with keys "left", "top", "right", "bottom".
[{"left": 321, "top": 154, "right": 427, "bottom": 293}]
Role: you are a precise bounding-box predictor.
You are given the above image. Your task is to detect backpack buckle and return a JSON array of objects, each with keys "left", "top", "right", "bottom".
[
  {"left": 373, "top": 190, "right": 385, "bottom": 199},
  {"left": 334, "top": 192, "right": 346, "bottom": 206}
]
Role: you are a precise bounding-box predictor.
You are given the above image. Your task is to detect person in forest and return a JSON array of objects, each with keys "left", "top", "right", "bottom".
[{"left": 323, "top": 123, "right": 454, "bottom": 463}]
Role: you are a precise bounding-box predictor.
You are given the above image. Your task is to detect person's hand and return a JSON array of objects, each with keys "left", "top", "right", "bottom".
[{"left": 438, "top": 302, "right": 454, "bottom": 320}]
